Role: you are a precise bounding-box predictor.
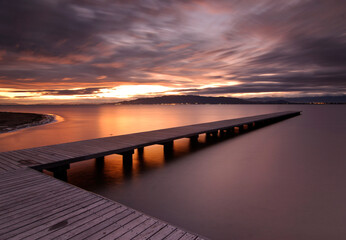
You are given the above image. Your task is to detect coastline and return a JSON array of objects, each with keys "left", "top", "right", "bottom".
[{"left": 0, "top": 112, "right": 58, "bottom": 134}]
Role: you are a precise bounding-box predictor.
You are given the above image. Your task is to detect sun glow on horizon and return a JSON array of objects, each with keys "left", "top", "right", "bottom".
[
  {"left": 97, "top": 85, "right": 173, "bottom": 98},
  {"left": 0, "top": 85, "right": 176, "bottom": 102}
]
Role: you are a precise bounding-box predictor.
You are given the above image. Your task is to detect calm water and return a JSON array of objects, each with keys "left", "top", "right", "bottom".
[{"left": 0, "top": 105, "right": 345, "bottom": 239}]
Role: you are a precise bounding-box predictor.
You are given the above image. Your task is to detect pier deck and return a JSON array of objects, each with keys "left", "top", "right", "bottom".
[
  {"left": 0, "top": 111, "right": 300, "bottom": 239},
  {"left": 0, "top": 168, "right": 203, "bottom": 239}
]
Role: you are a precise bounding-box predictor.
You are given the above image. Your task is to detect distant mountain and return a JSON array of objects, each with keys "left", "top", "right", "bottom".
[
  {"left": 255, "top": 99, "right": 291, "bottom": 104},
  {"left": 117, "top": 95, "right": 252, "bottom": 104},
  {"left": 116, "top": 94, "right": 346, "bottom": 105},
  {"left": 249, "top": 95, "right": 346, "bottom": 104}
]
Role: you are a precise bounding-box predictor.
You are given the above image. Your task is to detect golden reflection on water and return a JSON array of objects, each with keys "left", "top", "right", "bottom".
[
  {"left": 97, "top": 105, "right": 193, "bottom": 136},
  {"left": 0, "top": 105, "right": 263, "bottom": 151},
  {"left": 67, "top": 144, "right": 167, "bottom": 190},
  {"left": 67, "top": 137, "right": 210, "bottom": 191}
]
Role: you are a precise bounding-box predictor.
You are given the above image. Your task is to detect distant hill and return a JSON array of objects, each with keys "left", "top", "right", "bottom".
[
  {"left": 249, "top": 95, "right": 346, "bottom": 104},
  {"left": 117, "top": 95, "right": 252, "bottom": 105},
  {"left": 116, "top": 94, "right": 346, "bottom": 105}
]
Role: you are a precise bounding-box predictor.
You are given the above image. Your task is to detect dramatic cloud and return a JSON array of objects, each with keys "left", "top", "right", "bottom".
[
  {"left": 0, "top": 0, "right": 345, "bottom": 103},
  {"left": 11, "top": 87, "right": 103, "bottom": 96}
]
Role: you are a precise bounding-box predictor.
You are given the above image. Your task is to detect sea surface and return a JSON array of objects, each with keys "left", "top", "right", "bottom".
[{"left": 0, "top": 104, "right": 345, "bottom": 240}]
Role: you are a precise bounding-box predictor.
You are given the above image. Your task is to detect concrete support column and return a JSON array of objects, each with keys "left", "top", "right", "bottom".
[
  {"left": 220, "top": 129, "right": 229, "bottom": 137},
  {"left": 189, "top": 135, "right": 199, "bottom": 145},
  {"left": 227, "top": 128, "right": 235, "bottom": 135},
  {"left": 211, "top": 131, "right": 218, "bottom": 138},
  {"left": 206, "top": 131, "right": 218, "bottom": 140},
  {"left": 50, "top": 164, "right": 70, "bottom": 182},
  {"left": 163, "top": 141, "right": 174, "bottom": 155},
  {"left": 96, "top": 156, "right": 104, "bottom": 163},
  {"left": 120, "top": 150, "right": 134, "bottom": 168},
  {"left": 257, "top": 120, "right": 264, "bottom": 127},
  {"left": 137, "top": 147, "right": 144, "bottom": 155},
  {"left": 95, "top": 156, "right": 104, "bottom": 168},
  {"left": 235, "top": 126, "right": 241, "bottom": 133}
]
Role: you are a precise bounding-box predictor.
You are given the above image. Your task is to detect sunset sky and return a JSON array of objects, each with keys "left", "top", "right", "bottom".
[{"left": 0, "top": 0, "right": 345, "bottom": 104}]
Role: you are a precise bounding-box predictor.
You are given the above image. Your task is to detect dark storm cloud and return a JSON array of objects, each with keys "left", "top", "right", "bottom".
[
  {"left": 0, "top": 0, "right": 345, "bottom": 99},
  {"left": 11, "top": 87, "right": 103, "bottom": 96},
  {"left": 0, "top": 0, "right": 97, "bottom": 55},
  {"left": 42, "top": 87, "right": 102, "bottom": 96},
  {"left": 251, "top": 35, "right": 346, "bottom": 68},
  {"left": 0, "top": 0, "right": 182, "bottom": 55},
  {"left": 182, "top": 71, "right": 346, "bottom": 95}
]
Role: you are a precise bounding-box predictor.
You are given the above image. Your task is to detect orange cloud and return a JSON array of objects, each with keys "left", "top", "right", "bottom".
[
  {"left": 168, "top": 44, "right": 192, "bottom": 51},
  {"left": 97, "top": 75, "right": 107, "bottom": 80},
  {"left": 92, "top": 62, "right": 124, "bottom": 68},
  {"left": 16, "top": 78, "right": 36, "bottom": 81},
  {"left": 18, "top": 52, "right": 94, "bottom": 65}
]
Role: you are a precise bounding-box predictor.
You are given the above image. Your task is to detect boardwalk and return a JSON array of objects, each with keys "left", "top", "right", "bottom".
[
  {"left": 0, "top": 111, "right": 300, "bottom": 239},
  {"left": 0, "top": 168, "right": 203, "bottom": 239}
]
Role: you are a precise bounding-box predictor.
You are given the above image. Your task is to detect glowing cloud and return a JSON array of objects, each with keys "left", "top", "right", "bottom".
[{"left": 98, "top": 85, "right": 173, "bottom": 98}]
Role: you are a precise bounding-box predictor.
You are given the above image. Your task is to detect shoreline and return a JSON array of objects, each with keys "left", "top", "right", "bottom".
[{"left": 0, "top": 112, "right": 59, "bottom": 134}]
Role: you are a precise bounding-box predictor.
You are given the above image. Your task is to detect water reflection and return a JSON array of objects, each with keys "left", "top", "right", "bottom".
[
  {"left": 67, "top": 130, "right": 245, "bottom": 192},
  {"left": 0, "top": 104, "right": 274, "bottom": 151},
  {"left": 1, "top": 105, "right": 345, "bottom": 239}
]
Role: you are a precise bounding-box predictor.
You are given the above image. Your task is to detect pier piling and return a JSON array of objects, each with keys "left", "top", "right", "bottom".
[{"left": 49, "top": 164, "right": 70, "bottom": 181}]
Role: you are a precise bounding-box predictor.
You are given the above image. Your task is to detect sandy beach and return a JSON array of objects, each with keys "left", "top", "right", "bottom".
[{"left": 0, "top": 112, "right": 56, "bottom": 134}]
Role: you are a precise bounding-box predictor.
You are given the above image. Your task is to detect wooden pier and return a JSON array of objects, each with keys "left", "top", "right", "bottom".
[{"left": 0, "top": 111, "right": 300, "bottom": 239}]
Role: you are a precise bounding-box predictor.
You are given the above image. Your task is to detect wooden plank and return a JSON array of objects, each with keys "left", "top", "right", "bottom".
[
  {"left": 68, "top": 209, "right": 133, "bottom": 239},
  {"left": 0, "top": 159, "right": 18, "bottom": 171},
  {"left": 0, "top": 171, "right": 45, "bottom": 187},
  {"left": 0, "top": 168, "right": 39, "bottom": 182},
  {"left": 51, "top": 144, "right": 95, "bottom": 156},
  {"left": 0, "top": 180, "right": 64, "bottom": 203},
  {"left": 0, "top": 164, "right": 17, "bottom": 172},
  {"left": 0, "top": 198, "right": 105, "bottom": 239},
  {"left": 0, "top": 153, "right": 27, "bottom": 169},
  {"left": 132, "top": 221, "right": 167, "bottom": 240},
  {"left": 80, "top": 138, "right": 131, "bottom": 150},
  {"left": 5, "top": 149, "right": 50, "bottom": 164},
  {"left": 117, "top": 218, "right": 157, "bottom": 240},
  {"left": 0, "top": 168, "right": 204, "bottom": 239},
  {"left": 0, "top": 177, "right": 81, "bottom": 207},
  {"left": 18, "top": 148, "right": 60, "bottom": 161},
  {"left": 54, "top": 206, "right": 128, "bottom": 240},
  {"left": 21, "top": 148, "right": 66, "bottom": 162},
  {"left": 149, "top": 225, "right": 177, "bottom": 240},
  {"left": 0, "top": 187, "right": 79, "bottom": 220},
  {"left": 43, "top": 146, "right": 83, "bottom": 158},
  {"left": 162, "top": 228, "right": 187, "bottom": 240},
  {"left": 101, "top": 215, "right": 150, "bottom": 239},
  {"left": 0, "top": 172, "right": 61, "bottom": 194},
  {"left": 0, "top": 173, "right": 46, "bottom": 191},
  {"left": 78, "top": 209, "right": 136, "bottom": 239},
  {"left": 0, "top": 192, "right": 94, "bottom": 231},
  {"left": 98, "top": 213, "right": 146, "bottom": 240},
  {"left": 24, "top": 200, "right": 117, "bottom": 239},
  {"left": 0, "top": 165, "right": 7, "bottom": 171},
  {"left": 180, "top": 232, "right": 199, "bottom": 240}
]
